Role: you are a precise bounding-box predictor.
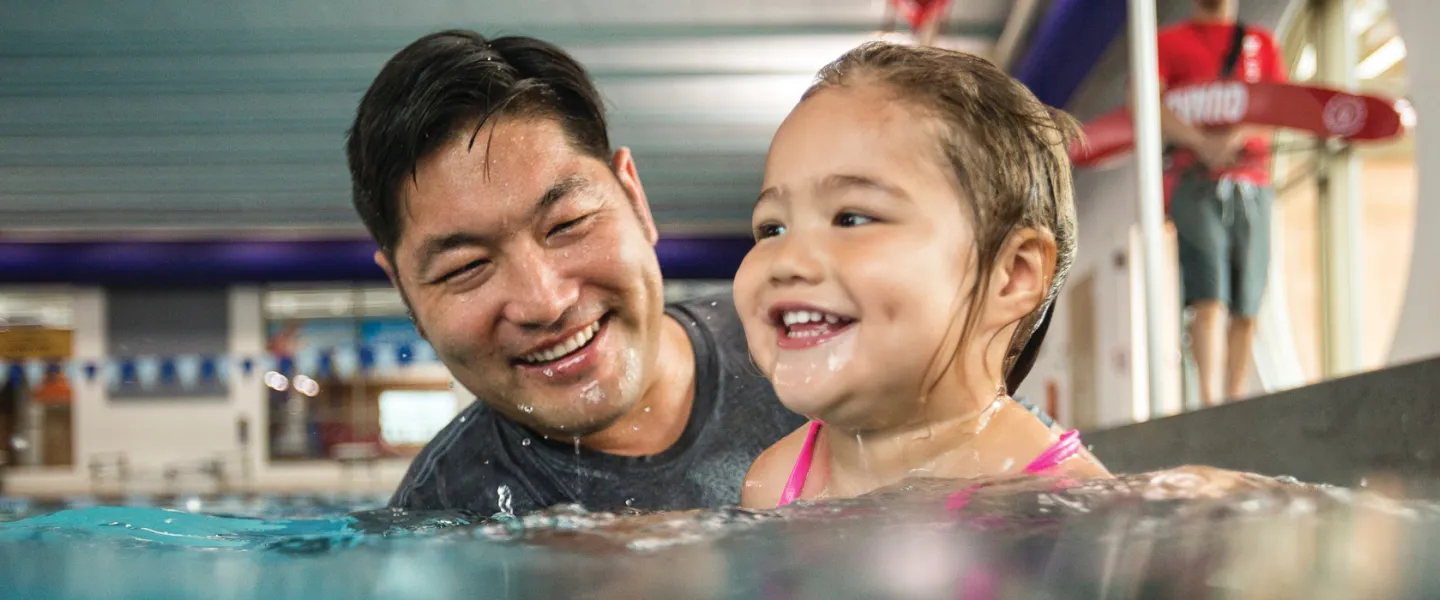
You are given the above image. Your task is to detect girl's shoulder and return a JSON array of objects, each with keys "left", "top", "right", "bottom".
[{"left": 740, "top": 422, "right": 818, "bottom": 509}]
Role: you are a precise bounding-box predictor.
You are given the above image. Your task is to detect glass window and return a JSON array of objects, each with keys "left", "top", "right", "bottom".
[{"left": 379, "top": 390, "right": 459, "bottom": 447}]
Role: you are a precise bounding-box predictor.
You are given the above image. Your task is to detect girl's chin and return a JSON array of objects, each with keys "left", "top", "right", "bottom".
[{"left": 776, "top": 391, "right": 840, "bottom": 422}]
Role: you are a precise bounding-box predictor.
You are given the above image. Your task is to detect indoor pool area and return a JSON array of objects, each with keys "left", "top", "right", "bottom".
[{"left": 3, "top": 0, "right": 1439, "bottom": 597}]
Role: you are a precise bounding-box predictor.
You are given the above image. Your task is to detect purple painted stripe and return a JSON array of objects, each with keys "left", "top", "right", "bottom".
[
  {"left": 0, "top": 237, "right": 754, "bottom": 285},
  {"left": 1012, "top": 0, "right": 1128, "bottom": 109}
]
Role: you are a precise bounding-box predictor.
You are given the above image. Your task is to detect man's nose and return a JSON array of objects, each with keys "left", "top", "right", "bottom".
[{"left": 498, "top": 245, "right": 579, "bottom": 326}]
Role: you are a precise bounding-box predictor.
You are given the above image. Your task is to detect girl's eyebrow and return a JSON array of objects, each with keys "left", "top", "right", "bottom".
[
  {"left": 756, "top": 174, "right": 910, "bottom": 209},
  {"left": 814, "top": 174, "right": 912, "bottom": 204}
]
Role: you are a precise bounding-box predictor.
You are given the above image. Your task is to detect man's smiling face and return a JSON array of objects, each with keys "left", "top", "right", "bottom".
[{"left": 378, "top": 116, "right": 666, "bottom": 438}]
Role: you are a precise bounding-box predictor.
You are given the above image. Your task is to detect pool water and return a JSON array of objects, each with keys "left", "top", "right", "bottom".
[{"left": 2, "top": 470, "right": 1439, "bottom": 599}]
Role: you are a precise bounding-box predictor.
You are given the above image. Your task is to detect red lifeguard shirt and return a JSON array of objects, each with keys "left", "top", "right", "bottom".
[{"left": 1158, "top": 20, "right": 1287, "bottom": 186}]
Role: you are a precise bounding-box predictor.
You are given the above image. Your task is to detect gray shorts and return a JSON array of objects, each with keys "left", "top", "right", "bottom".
[{"left": 1170, "top": 172, "right": 1273, "bottom": 318}]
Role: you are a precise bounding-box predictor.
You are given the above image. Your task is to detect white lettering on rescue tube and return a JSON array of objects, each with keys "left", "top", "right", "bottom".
[{"left": 1163, "top": 81, "right": 1248, "bottom": 126}]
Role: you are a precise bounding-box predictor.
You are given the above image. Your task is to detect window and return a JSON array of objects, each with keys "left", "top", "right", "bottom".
[{"left": 379, "top": 390, "right": 459, "bottom": 446}]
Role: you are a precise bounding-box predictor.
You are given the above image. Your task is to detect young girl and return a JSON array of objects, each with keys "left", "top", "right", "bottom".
[{"left": 736, "top": 42, "right": 1111, "bottom": 509}]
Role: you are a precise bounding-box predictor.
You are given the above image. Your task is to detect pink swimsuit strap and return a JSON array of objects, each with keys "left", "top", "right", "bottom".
[
  {"left": 776, "top": 420, "right": 824, "bottom": 507},
  {"left": 776, "top": 423, "right": 1084, "bottom": 508}
]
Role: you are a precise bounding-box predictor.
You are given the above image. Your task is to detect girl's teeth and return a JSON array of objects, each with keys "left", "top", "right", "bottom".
[{"left": 780, "top": 310, "right": 848, "bottom": 329}]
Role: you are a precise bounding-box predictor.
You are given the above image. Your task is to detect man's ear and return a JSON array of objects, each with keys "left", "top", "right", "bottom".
[
  {"left": 987, "top": 228, "right": 1057, "bottom": 326},
  {"left": 611, "top": 147, "right": 659, "bottom": 244},
  {"left": 374, "top": 250, "right": 427, "bottom": 339},
  {"left": 374, "top": 250, "right": 398, "bottom": 285}
]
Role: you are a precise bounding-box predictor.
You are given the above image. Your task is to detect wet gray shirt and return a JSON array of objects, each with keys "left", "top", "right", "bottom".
[{"left": 386, "top": 293, "right": 808, "bottom": 516}]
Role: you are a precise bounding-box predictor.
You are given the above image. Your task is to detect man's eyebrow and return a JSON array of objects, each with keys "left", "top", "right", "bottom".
[
  {"left": 815, "top": 174, "right": 911, "bottom": 202},
  {"left": 538, "top": 174, "right": 588, "bottom": 211}
]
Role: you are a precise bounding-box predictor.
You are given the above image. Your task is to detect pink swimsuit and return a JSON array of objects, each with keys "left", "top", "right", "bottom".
[{"left": 775, "top": 421, "right": 1084, "bottom": 508}]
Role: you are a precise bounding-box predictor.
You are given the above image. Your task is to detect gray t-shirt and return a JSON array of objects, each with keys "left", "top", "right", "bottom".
[{"left": 386, "top": 293, "right": 808, "bottom": 516}]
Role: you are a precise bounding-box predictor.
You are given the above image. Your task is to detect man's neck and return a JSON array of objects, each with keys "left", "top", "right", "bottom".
[{"left": 579, "top": 315, "right": 696, "bottom": 456}]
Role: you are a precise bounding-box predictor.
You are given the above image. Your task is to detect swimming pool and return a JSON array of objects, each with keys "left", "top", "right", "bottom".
[{"left": 3, "top": 471, "right": 1439, "bottom": 599}]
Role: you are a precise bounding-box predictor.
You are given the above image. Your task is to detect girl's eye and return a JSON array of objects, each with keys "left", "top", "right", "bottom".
[
  {"left": 835, "top": 211, "right": 876, "bottom": 227},
  {"left": 753, "top": 222, "right": 786, "bottom": 240}
]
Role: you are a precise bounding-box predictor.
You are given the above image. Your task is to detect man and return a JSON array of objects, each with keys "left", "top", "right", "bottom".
[
  {"left": 345, "top": 30, "right": 806, "bottom": 515},
  {"left": 1154, "top": 0, "right": 1286, "bottom": 406}
]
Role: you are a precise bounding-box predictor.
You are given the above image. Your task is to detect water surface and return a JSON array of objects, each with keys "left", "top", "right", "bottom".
[{"left": 3, "top": 469, "right": 1439, "bottom": 599}]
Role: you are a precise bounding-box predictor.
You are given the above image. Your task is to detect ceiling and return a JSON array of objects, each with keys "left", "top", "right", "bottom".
[{"left": 0, "top": 0, "right": 1017, "bottom": 237}]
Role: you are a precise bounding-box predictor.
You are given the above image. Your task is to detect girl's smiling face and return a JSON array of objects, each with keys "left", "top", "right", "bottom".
[{"left": 733, "top": 83, "right": 983, "bottom": 429}]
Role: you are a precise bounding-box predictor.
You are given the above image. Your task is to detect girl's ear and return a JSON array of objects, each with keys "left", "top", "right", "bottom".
[{"left": 987, "top": 227, "right": 1057, "bottom": 327}]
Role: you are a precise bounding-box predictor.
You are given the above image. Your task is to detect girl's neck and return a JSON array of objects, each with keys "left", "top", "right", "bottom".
[{"left": 818, "top": 378, "right": 1009, "bottom": 498}]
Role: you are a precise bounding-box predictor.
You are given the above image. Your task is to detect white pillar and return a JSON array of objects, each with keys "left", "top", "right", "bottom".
[
  {"left": 228, "top": 286, "right": 267, "bottom": 485},
  {"left": 1126, "top": 0, "right": 1171, "bottom": 419},
  {"left": 1315, "top": 0, "right": 1363, "bottom": 377}
]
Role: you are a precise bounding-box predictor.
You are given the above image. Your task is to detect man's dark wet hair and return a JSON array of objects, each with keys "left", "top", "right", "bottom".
[{"left": 345, "top": 30, "right": 612, "bottom": 259}]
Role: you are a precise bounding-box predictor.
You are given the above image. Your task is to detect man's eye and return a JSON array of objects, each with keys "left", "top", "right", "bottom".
[
  {"left": 437, "top": 259, "right": 489, "bottom": 283},
  {"left": 753, "top": 223, "right": 786, "bottom": 240},
  {"left": 549, "top": 215, "right": 590, "bottom": 238}
]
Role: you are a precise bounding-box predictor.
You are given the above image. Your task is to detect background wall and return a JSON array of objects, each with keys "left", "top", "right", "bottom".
[{"left": 1386, "top": 0, "right": 1439, "bottom": 365}]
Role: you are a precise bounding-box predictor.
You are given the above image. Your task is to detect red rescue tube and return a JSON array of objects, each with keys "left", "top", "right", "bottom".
[{"left": 1069, "top": 80, "right": 1408, "bottom": 169}]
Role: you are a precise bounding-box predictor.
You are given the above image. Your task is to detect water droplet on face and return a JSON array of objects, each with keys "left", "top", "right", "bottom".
[
  {"left": 644, "top": 407, "right": 651, "bottom": 413},
  {"left": 521, "top": 405, "right": 534, "bottom": 413},
  {"left": 543, "top": 368, "right": 554, "bottom": 377},
  {"left": 521, "top": 439, "right": 531, "bottom": 447},
  {"left": 632, "top": 426, "right": 639, "bottom": 431},
  {"left": 580, "top": 381, "right": 603, "bottom": 405}
]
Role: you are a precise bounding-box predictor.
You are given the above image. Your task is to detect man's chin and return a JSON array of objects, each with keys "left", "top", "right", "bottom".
[{"left": 508, "top": 401, "right": 633, "bottom": 439}]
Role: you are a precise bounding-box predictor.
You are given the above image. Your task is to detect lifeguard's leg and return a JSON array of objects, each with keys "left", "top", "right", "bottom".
[
  {"left": 1226, "top": 185, "right": 1274, "bottom": 401},
  {"left": 1170, "top": 174, "right": 1231, "bottom": 408}
]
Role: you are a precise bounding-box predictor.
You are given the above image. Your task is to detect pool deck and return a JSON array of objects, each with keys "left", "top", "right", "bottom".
[{"left": 1087, "top": 356, "right": 1440, "bottom": 496}]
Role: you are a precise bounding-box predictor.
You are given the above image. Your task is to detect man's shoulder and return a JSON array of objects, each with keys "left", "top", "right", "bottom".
[
  {"left": 665, "top": 291, "right": 748, "bottom": 350},
  {"left": 388, "top": 401, "right": 501, "bottom": 509}
]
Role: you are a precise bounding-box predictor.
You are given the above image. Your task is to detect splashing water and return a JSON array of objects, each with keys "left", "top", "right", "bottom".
[
  {"left": 496, "top": 485, "right": 515, "bottom": 519},
  {"left": 3, "top": 471, "right": 1440, "bottom": 599}
]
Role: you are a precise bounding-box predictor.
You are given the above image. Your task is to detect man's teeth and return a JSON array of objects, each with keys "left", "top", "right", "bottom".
[
  {"left": 781, "top": 310, "right": 842, "bottom": 326},
  {"left": 521, "top": 321, "right": 601, "bottom": 364}
]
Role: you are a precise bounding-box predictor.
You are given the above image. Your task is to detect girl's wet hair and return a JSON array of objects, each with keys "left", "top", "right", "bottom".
[{"left": 802, "top": 41, "right": 1081, "bottom": 382}]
